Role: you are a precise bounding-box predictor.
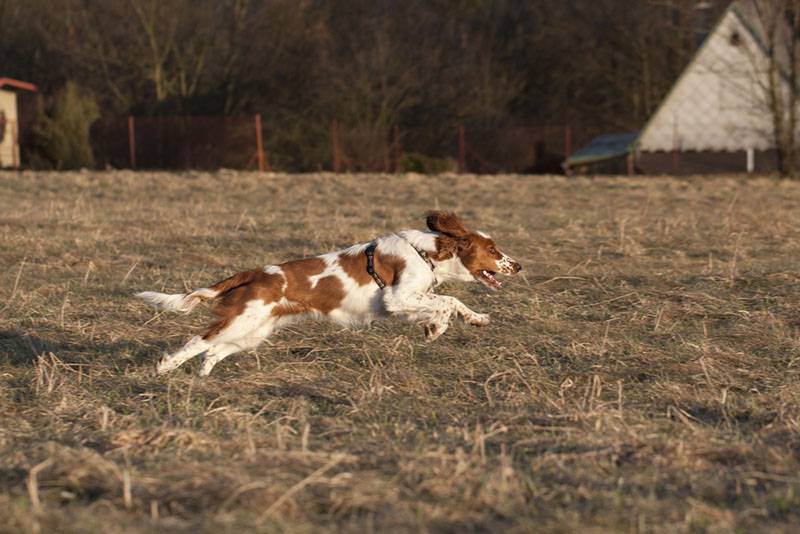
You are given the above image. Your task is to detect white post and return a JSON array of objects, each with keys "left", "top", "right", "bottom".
[{"left": 746, "top": 148, "right": 755, "bottom": 174}]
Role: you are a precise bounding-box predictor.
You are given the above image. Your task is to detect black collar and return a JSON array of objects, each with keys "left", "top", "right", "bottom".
[
  {"left": 365, "top": 238, "right": 436, "bottom": 290},
  {"left": 402, "top": 237, "right": 436, "bottom": 273},
  {"left": 364, "top": 242, "right": 386, "bottom": 289}
]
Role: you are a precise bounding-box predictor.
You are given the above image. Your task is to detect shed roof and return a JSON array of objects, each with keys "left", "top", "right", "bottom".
[
  {"left": 565, "top": 133, "right": 638, "bottom": 167},
  {"left": 0, "top": 78, "right": 38, "bottom": 92}
]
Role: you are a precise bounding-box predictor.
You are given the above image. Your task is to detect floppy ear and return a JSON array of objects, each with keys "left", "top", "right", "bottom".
[
  {"left": 431, "top": 234, "right": 472, "bottom": 261},
  {"left": 426, "top": 211, "right": 470, "bottom": 238}
]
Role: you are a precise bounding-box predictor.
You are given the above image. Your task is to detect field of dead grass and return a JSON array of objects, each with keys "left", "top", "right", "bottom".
[{"left": 1, "top": 170, "right": 800, "bottom": 532}]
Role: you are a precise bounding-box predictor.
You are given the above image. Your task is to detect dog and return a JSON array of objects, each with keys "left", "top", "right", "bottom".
[{"left": 135, "top": 211, "right": 522, "bottom": 376}]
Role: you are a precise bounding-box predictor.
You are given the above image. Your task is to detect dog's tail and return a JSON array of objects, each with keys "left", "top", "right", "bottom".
[
  {"left": 135, "top": 269, "right": 266, "bottom": 313},
  {"left": 134, "top": 288, "right": 219, "bottom": 313}
]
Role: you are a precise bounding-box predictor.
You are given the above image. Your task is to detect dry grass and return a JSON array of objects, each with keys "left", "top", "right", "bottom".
[{"left": 1, "top": 170, "right": 800, "bottom": 533}]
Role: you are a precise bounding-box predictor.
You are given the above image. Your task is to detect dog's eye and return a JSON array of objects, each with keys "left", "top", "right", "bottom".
[{"left": 488, "top": 247, "right": 497, "bottom": 255}]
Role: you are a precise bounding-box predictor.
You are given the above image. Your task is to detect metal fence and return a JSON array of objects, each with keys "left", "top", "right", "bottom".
[
  {"left": 91, "top": 115, "right": 267, "bottom": 171},
  {"left": 90, "top": 115, "right": 600, "bottom": 174}
]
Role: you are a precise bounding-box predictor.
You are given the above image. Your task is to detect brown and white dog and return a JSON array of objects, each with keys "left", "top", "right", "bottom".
[{"left": 136, "top": 212, "right": 521, "bottom": 376}]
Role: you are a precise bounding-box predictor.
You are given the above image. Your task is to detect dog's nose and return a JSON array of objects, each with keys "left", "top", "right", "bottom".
[{"left": 512, "top": 262, "right": 522, "bottom": 273}]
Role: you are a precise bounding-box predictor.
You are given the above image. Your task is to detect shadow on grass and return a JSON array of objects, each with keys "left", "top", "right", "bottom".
[
  {"left": 0, "top": 329, "right": 170, "bottom": 368},
  {"left": 261, "top": 382, "right": 352, "bottom": 409}
]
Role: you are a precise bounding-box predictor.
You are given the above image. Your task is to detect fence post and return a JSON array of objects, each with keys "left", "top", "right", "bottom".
[
  {"left": 564, "top": 125, "right": 572, "bottom": 158},
  {"left": 457, "top": 124, "right": 466, "bottom": 173},
  {"left": 127, "top": 116, "right": 136, "bottom": 169},
  {"left": 671, "top": 117, "right": 680, "bottom": 174},
  {"left": 254, "top": 113, "right": 266, "bottom": 172},
  {"left": 393, "top": 126, "right": 401, "bottom": 173},
  {"left": 11, "top": 120, "right": 18, "bottom": 168},
  {"left": 331, "top": 119, "right": 341, "bottom": 172}
]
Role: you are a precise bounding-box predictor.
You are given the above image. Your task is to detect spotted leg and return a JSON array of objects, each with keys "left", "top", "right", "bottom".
[
  {"left": 385, "top": 291, "right": 490, "bottom": 342},
  {"left": 157, "top": 336, "right": 210, "bottom": 374},
  {"left": 198, "top": 343, "right": 246, "bottom": 376}
]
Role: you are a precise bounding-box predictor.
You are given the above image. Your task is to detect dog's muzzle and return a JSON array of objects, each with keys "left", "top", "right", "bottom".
[{"left": 498, "top": 256, "right": 522, "bottom": 275}]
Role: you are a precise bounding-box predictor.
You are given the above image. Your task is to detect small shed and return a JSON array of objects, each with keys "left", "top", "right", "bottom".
[
  {"left": 564, "top": 133, "right": 638, "bottom": 175},
  {"left": 0, "top": 77, "right": 38, "bottom": 168}
]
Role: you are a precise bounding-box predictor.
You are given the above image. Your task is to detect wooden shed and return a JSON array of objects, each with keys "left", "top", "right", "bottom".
[{"left": 0, "top": 77, "right": 38, "bottom": 168}]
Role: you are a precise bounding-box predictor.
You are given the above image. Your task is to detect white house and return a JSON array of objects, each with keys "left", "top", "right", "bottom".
[
  {"left": 0, "top": 77, "right": 38, "bottom": 168},
  {"left": 567, "top": 1, "right": 797, "bottom": 175},
  {"left": 635, "top": 0, "right": 787, "bottom": 174}
]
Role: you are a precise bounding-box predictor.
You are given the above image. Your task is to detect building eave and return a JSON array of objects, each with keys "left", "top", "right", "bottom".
[{"left": 0, "top": 78, "right": 38, "bottom": 92}]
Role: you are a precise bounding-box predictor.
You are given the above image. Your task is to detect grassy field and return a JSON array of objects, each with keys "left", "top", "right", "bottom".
[{"left": 1, "top": 171, "right": 800, "bottom": 533}]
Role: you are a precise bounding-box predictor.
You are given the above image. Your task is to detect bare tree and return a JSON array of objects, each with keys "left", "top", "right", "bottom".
[
  {"left": 36, "top": 0, "right": 219, "bottom": 112},
  {"left": 749, "top": 0, "right": 800, "bottom": 176},
  {"left": 322, "top": 22, "right": 427, "bottom": 171}
]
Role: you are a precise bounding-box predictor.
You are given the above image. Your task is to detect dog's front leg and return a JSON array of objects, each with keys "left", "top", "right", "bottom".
[
  {"left": 384, "top": 291, "right": 489, "bottom": 341},
  {"left": 448, "top": 298, "right": 491, "bottom": 327}
]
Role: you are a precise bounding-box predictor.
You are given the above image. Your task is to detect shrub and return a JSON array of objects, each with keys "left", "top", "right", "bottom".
[
  {"left": 398, "top": 152, "right": 457, "bottom": 174},
  {"left": 27, "top": 82, "right": 100, "bottom": 170}
]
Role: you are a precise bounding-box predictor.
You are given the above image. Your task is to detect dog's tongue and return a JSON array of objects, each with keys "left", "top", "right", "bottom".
[{"left": 482, "top": 270, "right": 502, "bottom": 288}]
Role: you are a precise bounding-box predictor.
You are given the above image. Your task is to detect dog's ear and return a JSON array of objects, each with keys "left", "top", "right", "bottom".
[
  {"left": 432, "top": 234, "right": 471, "bottom": 260},
  {"left": 426, "top": 211, "right": 470, "bottom": 238}
]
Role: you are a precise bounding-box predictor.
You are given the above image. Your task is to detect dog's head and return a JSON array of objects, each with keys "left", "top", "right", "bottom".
[{"left": 427, "top": 211, "right": 522, "bottom": 290}]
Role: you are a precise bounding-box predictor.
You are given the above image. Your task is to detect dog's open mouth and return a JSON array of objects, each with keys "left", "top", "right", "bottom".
[{"left": 476, "top": 270, "right": 502, "bottom": 290}]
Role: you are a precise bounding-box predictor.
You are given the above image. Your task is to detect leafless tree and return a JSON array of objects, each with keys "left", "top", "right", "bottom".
[
  {"left": 749, "top": 0, "right": 800, "bottom": 176},
  {"left": 35, "top": 0, "right": 219, "bottom": 112}
]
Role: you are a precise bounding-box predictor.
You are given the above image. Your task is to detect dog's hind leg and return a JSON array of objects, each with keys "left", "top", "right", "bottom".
[
  {"left": 198, "top": 318, "right": 278, "bottom": 376},
  {"left": 156, "top": 335, "right": 210, "bottom": 374},
  {"left": 198, "top": 343, "right": 245, "bottom": 377}
]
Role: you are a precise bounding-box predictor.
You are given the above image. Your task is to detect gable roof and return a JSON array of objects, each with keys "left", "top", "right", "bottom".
[{"left": 730, "top": 0, "right": 794, "bottom": 82}]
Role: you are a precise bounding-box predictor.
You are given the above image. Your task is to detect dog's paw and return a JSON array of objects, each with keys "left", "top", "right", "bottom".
[
  {"left": 156, "top": 355, "right": 174, "bottom": 375},
  {"left": 424, "top": 323, "right": 446, "bottom": 342},
  {"left": 198, "top": 359, "right": 216, "bottom": 377},
  {"left": 465, "top": 313, "right": 490, "bottom": 327}
]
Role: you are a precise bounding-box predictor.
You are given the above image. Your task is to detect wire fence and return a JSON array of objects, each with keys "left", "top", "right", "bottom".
[
  {"left": 91, "top": 115, "right": 266, "bottom": 171},
  {"left": 90, "top": 115, "right": 602, "bottom": 174}
]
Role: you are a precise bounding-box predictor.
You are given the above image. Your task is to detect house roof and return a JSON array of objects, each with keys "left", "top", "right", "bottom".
[
  {"left": 0, "top": 78, "right": 38, "bottom": 92},
  {"left": 730, "top": 1, "right": 793, "bottom": 81},
  {"left": 565, "top": 133, "right": 638, "bottom": 167}
]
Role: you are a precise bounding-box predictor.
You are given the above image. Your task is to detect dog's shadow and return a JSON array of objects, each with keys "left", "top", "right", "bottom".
[{"left": 0, "top": 329, "right": 170, "bottom": 368}]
